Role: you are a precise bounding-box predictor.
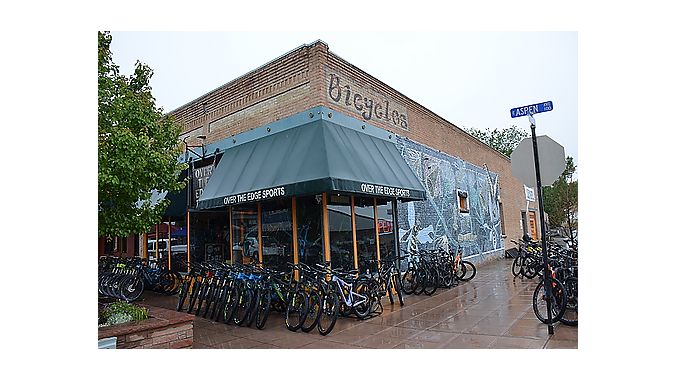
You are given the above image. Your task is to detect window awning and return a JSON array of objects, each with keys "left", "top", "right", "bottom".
[{"left": 197, "top": 119, "right": 426, "bottom": 210}]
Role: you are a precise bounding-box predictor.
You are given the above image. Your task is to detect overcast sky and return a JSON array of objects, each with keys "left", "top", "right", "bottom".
[{"left": 109, "top": 31, "right": 578, "bottom": 168}]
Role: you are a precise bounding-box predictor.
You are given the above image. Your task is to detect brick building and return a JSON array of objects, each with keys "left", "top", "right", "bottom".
[{"left": 123, "top": 40, "right": 539, "bottom": 272}]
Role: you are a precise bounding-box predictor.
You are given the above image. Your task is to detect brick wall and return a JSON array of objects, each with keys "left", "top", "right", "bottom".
[
  {"left": 166, "top": 42, "right": 329, "bottom": 149},
  {"left": 321, "top": 47, "right": 532, "bottom": 247},
  {"left": 98, "top": 305, "right": 194, "bottom": 349},
  {"left": 167, "top": 40, "right": 534, "bottom": 248}
]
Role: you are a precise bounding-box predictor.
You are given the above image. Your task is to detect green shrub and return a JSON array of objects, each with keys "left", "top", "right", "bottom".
[{"left": 99, "top": 300, "right": 148, "bottom": 327}]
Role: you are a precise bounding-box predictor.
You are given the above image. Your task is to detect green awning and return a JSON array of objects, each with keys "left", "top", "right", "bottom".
[
  {"left": 197, "top": 119, "right": 426, "bottom": 209},
  {"left": 136, "top": 169, "right": 189, "bottom": 217}
]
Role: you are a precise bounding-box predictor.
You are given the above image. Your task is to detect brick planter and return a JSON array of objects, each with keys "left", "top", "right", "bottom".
[{"left": 98, "top": 304, "right": 194, "bottom": 349}]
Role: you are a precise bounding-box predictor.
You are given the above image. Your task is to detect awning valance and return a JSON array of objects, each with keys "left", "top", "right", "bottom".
[{"left": 197, "top": 119, "right": 425, "bottom": 209}]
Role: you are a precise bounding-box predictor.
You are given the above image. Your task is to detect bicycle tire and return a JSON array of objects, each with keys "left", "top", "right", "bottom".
[
  {"left": 532, "top": 277, "right": 568, "bottom": 324},
  {"left": 511, "top": 256, "right": 523, "bottom": 277},
  {"left": 200, "top": 281, "right": 217, "bottom": 318},
  {"left": 187, "top": 280, "right": 202, "bottom": 314},
  {"left": 393, "top": 273, "right": 404, "bottom": 306},
  {"left": 194, "top": 280, "right": 208, "bottom": 316},
  {"left": 301, "top": 289, "right": 322, "bottom": 333},
  {"left": 440, "top": 266, "right": 454, "bottom": 288},
  {"left": 401, "top": 267, "right": 416, "bottom": 295},
  {"left": 317, "top": 290, "right": 340, "bottom": 336},
  {"left": 233, "top": 288, "right": 254, "bottom": 326},
  {"left": 209, "top": 283, "right": 223, "bottom": 320},
  {"left": 121, "top": 276, "right": 145, "bottom": 302},
  {"left": 460, "top": 261, "right": 476, "bottom": 281},
  {"left": 112, "top": 275, "right": 127, "bottom": 300},
  {"left": 285, "top": 291, "right": 308, "bottom": 332},
  {"left": 353, "top": 281, "right": 373, "bottom": 319},
  {"left": 423, "top": 267, "right": 438, "bottom": 295},
  {"left": 523, "top": 257, "right": 539, "bottom": 279},
  {"left": 386, "top": 276, "right": 395, "bottom": 305},
  {"left": 176, "top": 279, "right": 191, "bottom": 312},
  {"left": 167, "top": 271, "right": 183, "bottom": 295},
  {"left": 255, "top": 289, "right": 272, "bottom": 330},
  {"left": 559, "top": 277, "right": 578, "bottom": 326},
  {"left": 222, "top": 286, "right": 240, "bottom": 324},
  {"left": 413, "top": 269, "right": 426, "bottom": 295},
  {"left": 246, "top": 289, "right": 261, "bottom": 327}
]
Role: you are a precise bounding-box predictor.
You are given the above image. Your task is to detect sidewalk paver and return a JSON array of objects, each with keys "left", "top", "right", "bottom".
[{"left": 136, "top": 257, "right": 578, "bottom": 349}]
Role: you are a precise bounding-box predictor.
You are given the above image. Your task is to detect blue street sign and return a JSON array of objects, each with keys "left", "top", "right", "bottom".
[{"left": 510, "top": 101, "right": 553, "bottom": 118}]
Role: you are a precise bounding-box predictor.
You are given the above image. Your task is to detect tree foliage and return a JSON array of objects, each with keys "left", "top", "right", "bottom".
[
  {"left": 543, "top": 157, "right": 578, "bottom": 236},
  {"left": 465, "top": 125, "right": 528, "bottom": 157},
  {"left": 98, "top": 31, "right": 186, "bottom": 237}
]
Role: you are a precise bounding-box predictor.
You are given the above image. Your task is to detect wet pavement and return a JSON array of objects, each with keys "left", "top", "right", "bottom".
[{"left": 139, "top": 257, "right": 577, "bottom": 349}]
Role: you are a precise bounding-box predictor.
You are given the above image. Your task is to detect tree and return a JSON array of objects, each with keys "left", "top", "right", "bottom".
[
  {"left": 98, "top": 31, "right": 186, "bottom": 237},
  {"left": 465, "top": 125, "right": 528, "bottom": 157},
  {"left": 543, "top": 156, "right": 578, "bottom": 237}
]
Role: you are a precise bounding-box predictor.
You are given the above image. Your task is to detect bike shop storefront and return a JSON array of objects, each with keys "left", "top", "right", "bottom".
[{"left": 162, "top": 117, "right": 426, "bottom": 274}]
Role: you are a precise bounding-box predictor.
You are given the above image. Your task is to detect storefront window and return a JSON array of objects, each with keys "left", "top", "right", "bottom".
[
  {"left": 327, "top": 194, "right": 354, "bottom": 271},
  {"left": 296, "top": 195, "right": 324, "bottom": 269},
  {"left": 261, "top": 199, "right": 293, "bottom": 272},
  {"left": 354, "top": 197, "right": 377, "bottom": 274},
  {"left": 232, "top": 205, "right": 258, "bottom": 264},
  {"left": 147, "top": 224, "right": 168, "bottom": 263},
  {"left": 377, "top": 200, "right": 396, "bottom": 262},
  {"left": 189, "top": 211, "right": 230, "bottom": 268},
  {"left": 169, "top": 216, "right": 189, "bottom": 273}
]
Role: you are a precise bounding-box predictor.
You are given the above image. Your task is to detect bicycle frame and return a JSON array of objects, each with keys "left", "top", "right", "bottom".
[{"left": 331, "top": 274, "right": 367, "bottom": 308}]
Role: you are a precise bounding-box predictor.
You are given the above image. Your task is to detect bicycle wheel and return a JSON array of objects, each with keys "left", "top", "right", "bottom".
[
  {"left": 187, "top": 280, "right": 202, "bottom": 314},
  {"left": 301, "top": 289, "right": 321, "bottom": 333},
  {"left": 413, "top": 269, "right": 426, "bottom": 295},
  {"left": 511, "top": 256, "right": 524, "bottom": 277},
  {"left": 559, "top": 277, "right": 578, "bottom": 326},
  {"left": 255, "top": 289, "right": 272, "bottom": 330},
  {"left": 233, "top": 288, "right": 254, "bottom": 326},
  {"left": 440, "top": 266, "right": 454, "bottom": 288},
  {"left": 460, "top": 261, "right": 476, "bottom": 281},
  {"left": 523, "top": 258, "right": 539, "bottom": 279},
  {"left": 246, "top": 289, "right": 261, "bottom": 327},
  {"left": 353, "top": 281, "right": 374, "bottom": 319},
  {"left": 393, "top": 273, "right": 404, "bottom": 306},
  {"left": 423, "top": 267, "right": 438, "bottom": 295},
  {"left": 222, "top": 286, "right": 240, "bottom": 324},
  {"left": 318, "top": 290, "right": 340, "bottom": 336},
  {"left": 176, "top": 280, "right": 190, "bottom": 311},
  {"left": 401, "top": 267, "right": 416, "bottom": 295},
  {"left": 285, "top": 291, "right": 309, "bottom": 332},
  {"left": 386, "top": 277, "right": 395, "bottom": 305},
  {"left": 210, "top": 283, "right": 225, "bottom": 320},
  {"left": 532, "top": 277, "right": 568, "bottom": 324},
  {"left": 167, "top": 271, "right": 183, "bottom": 295},
  {"left": 194, "top": 280, "right": 209, "bottom": 316},
  {"left": 121, "top": 276, "right": 144, "bottom": 302},
  {"left": 200, "top": 281, "right": 217, "bottom": 318}
]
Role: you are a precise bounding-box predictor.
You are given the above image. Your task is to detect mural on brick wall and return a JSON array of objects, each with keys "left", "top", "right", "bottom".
[{"left": 395, "top": 137, "right": 503, "bottom": 263}]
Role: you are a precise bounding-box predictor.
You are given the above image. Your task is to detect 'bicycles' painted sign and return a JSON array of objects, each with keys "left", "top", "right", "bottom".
[{"left": 510, "top": 101, "right": 553, "bottom": 118}]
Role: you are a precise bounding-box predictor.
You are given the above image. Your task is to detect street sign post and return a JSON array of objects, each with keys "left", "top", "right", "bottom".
[{"left": 510, "top": 104, "right": 564, "bottom": 335}]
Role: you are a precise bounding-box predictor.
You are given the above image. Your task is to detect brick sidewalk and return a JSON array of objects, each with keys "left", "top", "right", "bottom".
[{"left": 140, "top": 257, "right": 577, "bottom": 349}]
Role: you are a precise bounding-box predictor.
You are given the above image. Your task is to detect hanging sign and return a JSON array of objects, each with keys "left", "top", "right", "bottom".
[{"left": 524, "top": 185, "right": 536, "bottom": 202}]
